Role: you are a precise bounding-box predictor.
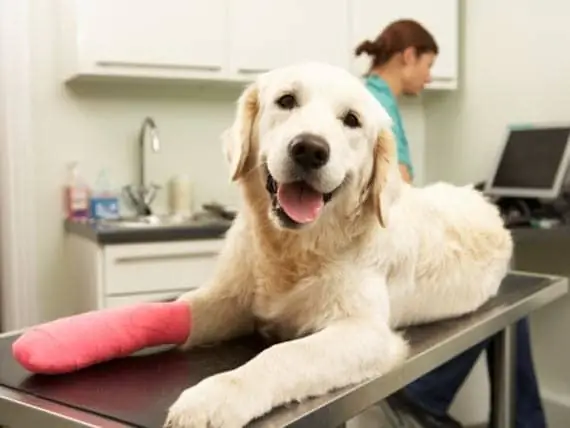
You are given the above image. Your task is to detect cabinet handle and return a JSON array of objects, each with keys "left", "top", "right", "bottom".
[
  {"left": 156, "top": 289, "right": 199, "bottom": 303},
  {"left": 238, "top": 67, "right": 269, "bottom": 74},
  {"left": 96, "top": 61, "right": 222, "bottom": 72},
  {"left": 115, "top": 251, "right": 218, "bottom": 264},
  {"left": 432, "top": 75, "right": 455, "bottom": 82}
]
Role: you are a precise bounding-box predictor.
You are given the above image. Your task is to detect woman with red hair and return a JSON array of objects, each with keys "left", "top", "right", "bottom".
[{"left": 355, "top": 19, "right": 546, "bottom": 428}]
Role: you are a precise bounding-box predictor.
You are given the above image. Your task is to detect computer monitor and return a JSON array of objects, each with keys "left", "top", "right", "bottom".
[{"left": 484, "top": 124, "right": 570, "bottom": 199}]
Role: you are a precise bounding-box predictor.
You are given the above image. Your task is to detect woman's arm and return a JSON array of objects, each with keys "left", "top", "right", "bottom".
[{"left": 399, "top": 164, "right": 412, "bottom": 184}]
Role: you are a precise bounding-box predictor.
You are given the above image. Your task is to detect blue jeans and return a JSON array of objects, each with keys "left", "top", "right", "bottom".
[{"left": 404, "top": 318, "right": 546, "bottom": 428}]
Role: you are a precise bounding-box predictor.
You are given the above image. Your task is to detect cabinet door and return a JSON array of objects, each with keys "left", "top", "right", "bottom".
[
  {"left": 351, "top": 0, "right": 458, "bottom": 88},
  {"left": 75, "top": 0, "right": 226, "bottom": 73},
  {"left": 229, "top": 0, "right": 350, "bottom": 75}
]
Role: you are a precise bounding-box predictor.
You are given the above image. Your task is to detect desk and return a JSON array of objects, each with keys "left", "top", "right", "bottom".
[
  {"left": 0, "top": 272, "right": 567, "bottom": 428},
  {"left": 510, "top": 225, "right": 570, "bottom": 244}
]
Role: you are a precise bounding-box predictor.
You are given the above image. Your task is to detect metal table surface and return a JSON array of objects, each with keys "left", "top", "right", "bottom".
[{"left": 0, "top": 271, "right": 567, "bottom": 428}]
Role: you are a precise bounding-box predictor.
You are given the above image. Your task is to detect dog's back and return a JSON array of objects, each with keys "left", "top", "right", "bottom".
[{"left": 384, "top": 182, "right": 513, "bottom": 328}]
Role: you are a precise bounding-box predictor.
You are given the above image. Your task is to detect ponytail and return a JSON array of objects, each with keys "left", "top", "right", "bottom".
[{"left": 354, "top": 19, "right": 438, "bottom": 69}]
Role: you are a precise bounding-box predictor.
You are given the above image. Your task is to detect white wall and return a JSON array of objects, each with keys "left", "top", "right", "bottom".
[
  {"left": 23, "top": 0, "right": 428, "bottom": 323},
  {"left": 424, "top": 0, "right": 570, "bottom": 425}
]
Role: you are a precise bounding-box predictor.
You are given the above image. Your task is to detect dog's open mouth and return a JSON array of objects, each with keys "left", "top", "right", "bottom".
[{"left": 266, "top": 173, "right": 333, "bottom": 226}]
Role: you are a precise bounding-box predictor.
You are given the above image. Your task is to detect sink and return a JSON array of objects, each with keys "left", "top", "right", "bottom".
[
  {"left": 99, "top": 214, "right": 228, "bottom": 229},
  {"left": 103, "top": 218, "right": 162, "bottom": 228}
]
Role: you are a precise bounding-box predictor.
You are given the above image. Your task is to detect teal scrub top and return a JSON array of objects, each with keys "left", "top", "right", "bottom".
[{"left": 364, "top": 74, "right": 414, "bottom": 180}]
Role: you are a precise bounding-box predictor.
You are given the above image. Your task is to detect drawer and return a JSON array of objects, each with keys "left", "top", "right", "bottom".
[{"left": 103, "top": 240, "right": 224, "bottom": 296}]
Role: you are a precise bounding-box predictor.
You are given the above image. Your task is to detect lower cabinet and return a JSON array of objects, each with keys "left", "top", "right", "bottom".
[{"left": 67, "top": 234, "right": 225, "bottom": 311}]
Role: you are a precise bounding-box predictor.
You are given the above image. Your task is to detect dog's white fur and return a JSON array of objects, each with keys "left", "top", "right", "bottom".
[{"left": 164, "top": 62, "right": 513, "bottom": 428}]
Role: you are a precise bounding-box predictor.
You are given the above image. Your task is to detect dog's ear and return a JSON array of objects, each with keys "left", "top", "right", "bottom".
[
  {"left": 369, "top": 128, "right": 402, "bottom": 227},
  {"left": 222, "top": 83, "right": 259, "bottom": 181}
]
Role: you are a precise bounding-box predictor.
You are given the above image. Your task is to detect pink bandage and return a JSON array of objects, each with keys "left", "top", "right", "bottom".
[{"left": 12, "top": 301, "right": 191, "bottom": 374}]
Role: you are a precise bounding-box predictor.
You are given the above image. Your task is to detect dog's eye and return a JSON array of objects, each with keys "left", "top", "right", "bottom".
[
  {"left": 275, "top": 93, "right": 298, "bottom": 110},
  {"left": 342, "top": 111, "right": 361, "bottom": 128}
]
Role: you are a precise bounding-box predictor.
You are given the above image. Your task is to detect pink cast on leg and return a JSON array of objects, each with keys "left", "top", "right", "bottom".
[{"left": 12, "top": 301, "right": 191, "bottom": 374}]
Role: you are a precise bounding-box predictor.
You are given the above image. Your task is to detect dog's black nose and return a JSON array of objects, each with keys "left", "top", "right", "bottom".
[{"left": 288, "top": 134, "right": 330, "bottom": 170}]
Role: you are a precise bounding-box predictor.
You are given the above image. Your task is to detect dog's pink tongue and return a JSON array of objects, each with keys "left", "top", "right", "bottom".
[{"left": 277, "top": 182, "right": 324, "bottom": 224}]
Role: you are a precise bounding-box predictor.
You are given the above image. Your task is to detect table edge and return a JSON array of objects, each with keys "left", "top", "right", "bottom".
[
  {"left": 261, "top": 275, "right": 568, "bottom": 428},
  {"left": 0, "top": 274, "right": 567, "bottom": 428},
  {"left": 0, "top": 385, "right": 132, "bottom": 428}
]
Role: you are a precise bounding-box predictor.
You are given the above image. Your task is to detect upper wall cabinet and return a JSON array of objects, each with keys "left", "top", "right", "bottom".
[
  {"left": 350, "top": 0, "right": 459, "bottom": 89},
  {"left": 58, "top": 0, "right": 459, "bottom": 90},
  {"left": 58, "top": 0, "right": 228, "bottom": 81},
  {"left": 228, "top": 0, "right": 350, "bottom": 76}
]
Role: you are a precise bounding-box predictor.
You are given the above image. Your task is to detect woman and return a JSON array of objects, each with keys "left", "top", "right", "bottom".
[{"left": 355, "top": 19, "right": 546, "bottom": 428}]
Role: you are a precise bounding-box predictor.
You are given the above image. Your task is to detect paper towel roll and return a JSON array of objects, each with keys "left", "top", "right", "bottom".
[{"left": 168, "top": 174, "right": 193, "bottom": 217}]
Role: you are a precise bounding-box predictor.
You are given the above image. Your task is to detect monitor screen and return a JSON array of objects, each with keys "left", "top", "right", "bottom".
[{"left": 487, "top": 126, "right": 570, "bottom": 198}]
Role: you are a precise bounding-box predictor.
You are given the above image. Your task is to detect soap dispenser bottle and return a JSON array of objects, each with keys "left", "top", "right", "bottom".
[{"left": 63, "top": 162, "right": 90, "bottom": 221}]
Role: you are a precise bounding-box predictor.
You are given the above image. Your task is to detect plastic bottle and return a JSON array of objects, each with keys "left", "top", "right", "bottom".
[
  {"left": 63, "top": 162, "right": 90, "bottom": 221},
  {"left": 168, "top": 174, "right": 193, "bottom": 218},
  {"left": 89, "top": 169, "right": 120, "bottom": 220}
]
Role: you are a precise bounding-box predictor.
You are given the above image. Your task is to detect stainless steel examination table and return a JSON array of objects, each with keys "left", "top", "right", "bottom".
[{"left": 0, "top": 272, "right": 567, "bottom": 428}]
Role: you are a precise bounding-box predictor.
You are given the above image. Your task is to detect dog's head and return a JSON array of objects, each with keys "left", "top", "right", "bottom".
[{"left": 223, "top": 62, "right": 402, "bottom": 231}]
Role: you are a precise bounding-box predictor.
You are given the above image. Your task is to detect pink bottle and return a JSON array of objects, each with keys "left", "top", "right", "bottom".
[{"left": 63, "top": 162, "right": 90, "bottom": 221}]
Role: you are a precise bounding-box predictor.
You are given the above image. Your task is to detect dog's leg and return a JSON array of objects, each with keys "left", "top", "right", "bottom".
[
  {"left": 165, "top": 285, "right": 408, "bottom": 427},
  {"left": 176, "top": 223, "right": 256, "bottom": 349}
]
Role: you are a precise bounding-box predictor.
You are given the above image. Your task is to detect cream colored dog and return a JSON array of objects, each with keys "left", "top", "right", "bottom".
[{"left": 165, "top": 62, "right": 513, "bottom": 428}]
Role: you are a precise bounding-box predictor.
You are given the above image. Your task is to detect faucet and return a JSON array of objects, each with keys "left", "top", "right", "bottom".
[
  {"left": 123, "top": 117, "right": 161, "bottom": 216},
  {"left": 139, "top": 116, "right": 161, "bottom": 188}
]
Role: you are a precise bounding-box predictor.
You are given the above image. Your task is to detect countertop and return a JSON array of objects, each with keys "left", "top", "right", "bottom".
[
  {"left": 65, "top": 217, "right": 233, "bottom": 245},
  {"left": 509, "top": 224, "right": 570, "bottom": 243},
  {"left": 0, "top": 272, "right": 567, "bottom": 428}
]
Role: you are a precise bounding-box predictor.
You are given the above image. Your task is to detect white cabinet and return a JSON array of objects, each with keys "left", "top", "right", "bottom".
[
  {"left": 57, "top": 0, "right": 459, "bottom": 90},
  {"left": 67, "top": 234, "right": 225, "bottom": 312},
  {"left": 350, "top": 0, "right": 459, "bottom": 89},
  {"left": 59, "top": 0, "right": 228, "bottom": 81},
  {"left": 228, "top": 0, "right": 350, "bottom": 75}
]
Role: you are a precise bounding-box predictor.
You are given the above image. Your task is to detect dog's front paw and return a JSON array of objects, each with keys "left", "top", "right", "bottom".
[{"left": 164, "top": 373, "right": 267, "bottom": 428}]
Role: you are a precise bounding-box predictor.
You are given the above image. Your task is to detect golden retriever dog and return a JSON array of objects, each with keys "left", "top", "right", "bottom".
[{"left": 165, "top": 62, "right": 513, "bottom": 428}]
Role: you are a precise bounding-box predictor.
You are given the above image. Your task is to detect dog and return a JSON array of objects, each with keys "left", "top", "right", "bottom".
[{"left": 164, "top": 62, "right": 513, "bottom": 428}]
